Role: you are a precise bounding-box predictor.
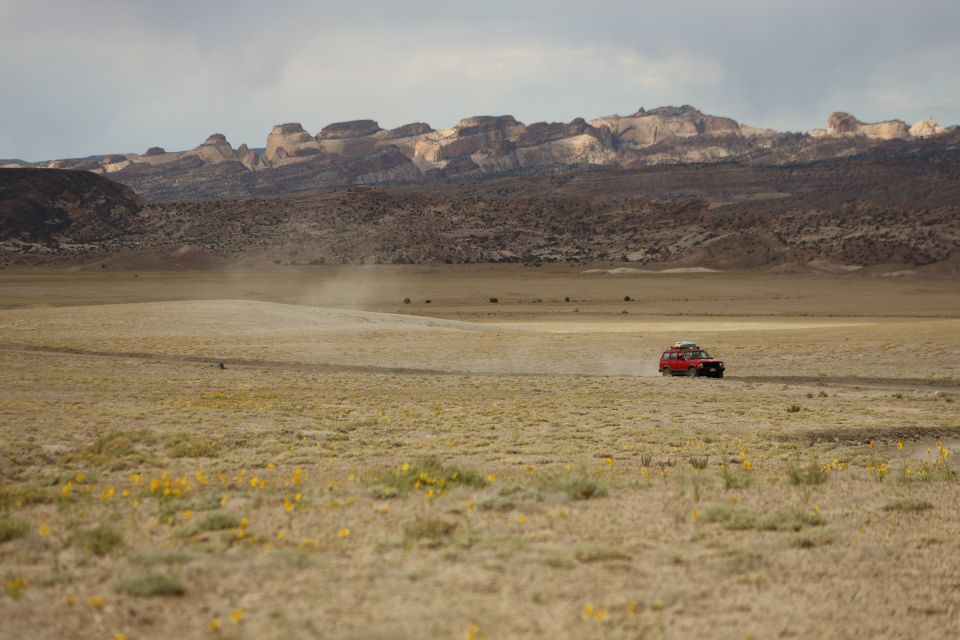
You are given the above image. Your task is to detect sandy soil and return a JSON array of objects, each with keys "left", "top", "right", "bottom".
[{"left": 0, "top": 267, "right": 958, "bottom": 639}]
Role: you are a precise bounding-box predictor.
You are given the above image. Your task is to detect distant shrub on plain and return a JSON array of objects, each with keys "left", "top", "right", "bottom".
[
  {"left": 788, "top": 460, "right": 829, "bottom": 486},
  {"left": 116, "top": 573, "right": 186, "bottom": 597}
]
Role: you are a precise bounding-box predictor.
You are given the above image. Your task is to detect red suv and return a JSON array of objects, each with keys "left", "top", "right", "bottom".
[{"left": 659, "top": 341, "right": 724, "bottom": 378}]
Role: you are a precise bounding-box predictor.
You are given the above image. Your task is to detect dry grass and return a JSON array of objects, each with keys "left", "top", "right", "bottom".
[{"left": 0, "top": 268, "right": 958, "bottom": 639}]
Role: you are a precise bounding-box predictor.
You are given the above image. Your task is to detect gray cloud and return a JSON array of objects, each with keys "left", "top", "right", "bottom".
[{"left": 2, "top": 0, "right": 957, "bottom": 160}]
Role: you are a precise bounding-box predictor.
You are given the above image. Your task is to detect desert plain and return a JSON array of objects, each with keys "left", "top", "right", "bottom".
[{"left": 0, "top": 265, "right": 958, "bottom": 639}]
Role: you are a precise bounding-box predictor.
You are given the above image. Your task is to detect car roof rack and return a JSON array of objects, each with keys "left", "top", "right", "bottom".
[{"left": 671, "top": 341, "right": 700, "bottom": 350}]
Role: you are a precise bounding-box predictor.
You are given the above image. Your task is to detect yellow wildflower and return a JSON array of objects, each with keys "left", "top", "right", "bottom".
[
  {"left": 595, "top": 608, "right": 608, "bottom": 621},
  {"left": 517, "top": 513, "right": 526, "bottom": 525},
  {"left": 742, "top": 460, "right": 752, "bottom": 471},
  {"left": 267, "top": 462, "right": 276, "bottom": 471},
  {"left": 604, "top": 457, "right": 614, "bottom": 466},
  {"left": 87, "top": 596, "right": 106, "bottom": 608},
  {"left": 230, "top": 608, "right": 244, "bottom": 624},
  {"left": 219, "top": 495, "right": 229, "bottom": 506},
  {"left": 283, "top": 498, "right": 294, "bottom": 513},
  {"left": 99, "top": 485, "right": 115, "bottom": 500},
  {"left": 249, "top": 477, "right": 259, "bottom": 488},
  {"left": 897, "top": 439, "right": 904, "bottom": 450},
  {"left": 581, "top": 603, "right": 595, "bottom": 621},
  {"left": 66, "top": 595, "right": 76, "bottom": 606},
  {"left": 690, "top": 509, "right": 700, "bottom": 520},
  {"left": 114, "top": 634, "right": 128, "bottom": 640},
  {"left": 62, "top": 480, "right": 73, "bottom": 496},
  {"left": 486, "top": 474, "right": 496, "bottom": 483},
  {"left": 208, "top": 618, "right": 222, "bottom": 632},
  {"left": 292, "top": 467, "right": 303, "bottom": 486},
  {"left": 338, "top": 528, "right": 350, "bottom": 538},
  {"left": 38, "top": 524, "right": 50, "bottom": 537},
  {"left": 75, "top": 473, "right": 85, "bottom": 483},
  {"left": 182, "top": 509, "right": 193, "bottom": 521},
  {"left": 626, "top": 602, "right": 638, "bottom": 615}
]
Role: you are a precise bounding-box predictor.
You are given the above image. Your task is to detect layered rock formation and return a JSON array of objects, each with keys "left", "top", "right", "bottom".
[
  {"left": 811, "top": 112, "right": 911, "bottom": 140},
  {"left": 19, "top": 106, "right": 954, "bottom": 201},
  {"left": 6, "top": 132, "right": 959, "bottom": 271}
]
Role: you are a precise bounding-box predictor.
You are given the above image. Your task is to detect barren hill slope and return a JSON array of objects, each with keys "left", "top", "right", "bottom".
[
  {"left": 0, "top": 168, "right": 143, "bottom": 250},
  {"left": 3, "top": 142, "right": 958, "bottom": 272}
]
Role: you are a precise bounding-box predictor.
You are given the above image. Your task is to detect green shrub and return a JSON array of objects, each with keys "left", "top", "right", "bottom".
[
  {"left": 882, "top": 497, "right": 933, "bottom": 512},
  {"left": 703, "top": 506, "right": 825, "bottom": 532},
  {"left": 0, "top": 517, "right": 28, "bottom": 543},
  {"left": 574, "top": 546, "right": 632, "bottom": 563},
  {"left": 165, "top": 433, "right": 218, "bottom": 459},
  {"left": 374, "top": 456, "right": 486, "bottom": 496},
  {"left": 404, "top": 517, "right": 457, "bottom": 547},
  {"left": 546, "top": 475, "right": 608, "bottom": 500},
  {"left": 116, "top": 573, "right": 186, "bottom": 597},
  {"left": 788, "top": 460, "right": 828, "bottom": 486},
  {"left": 79, "top": 525, "right": 124, "bottom": 556},
  {"left": 792, "top": 528, "right": 835, "bottom": 548},
  {"left": 720, "top": 465, "right": 751, "bottom": 490},
  {"left": 194, "top": 512, "right": 240, "bottom": 532},
  {"left": 479, "top": 497, "right": 515, "bottom": 512},
  {"left": 900, "top": 459, "right": 957, "bottom": 483}
]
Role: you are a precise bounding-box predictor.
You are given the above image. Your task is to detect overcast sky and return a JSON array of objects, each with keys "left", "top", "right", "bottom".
[{"left": 2, "top": 0, "right": 958, "bottom": 161}]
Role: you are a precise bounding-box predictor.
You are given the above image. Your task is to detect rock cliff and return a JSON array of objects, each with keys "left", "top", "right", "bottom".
[{"left": 21, "top": 105, "right": 954, "bottom": 201}]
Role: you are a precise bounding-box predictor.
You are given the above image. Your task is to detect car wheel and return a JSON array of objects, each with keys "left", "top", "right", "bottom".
[
  {"left": 661, "top": 367, "right": 671, "bottom": 377},
  {"left": 688, "top": 367, "right": 697, "bottom": 377}
]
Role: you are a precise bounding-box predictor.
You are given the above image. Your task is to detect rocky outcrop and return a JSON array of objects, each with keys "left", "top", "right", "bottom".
[
  {"left": 183, "top": 134, "right": 242, "bottom": 165},
  {"left": 265, "top": 123, "right": 321, "bottom": 164},
  {"left": 909, "top": 117, "right": 948, "bottom": 138},
  {"left": 17, "top": 105, "right": 959, "bottom": 202},
  {"left": 820, "top": 112, "right": 910, "bottom": 140},
  {"left": 410, "top": 115, "right": 526, "bottom": 168},
  {"left": 318, "top": 120, "right": 382, "bottom": 140},
  {"left": 591, "top": 105, "right": 744, "bottom": 148},
  {"left": 384, "top": 123, "right": 434, "bottom": 139}
]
